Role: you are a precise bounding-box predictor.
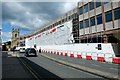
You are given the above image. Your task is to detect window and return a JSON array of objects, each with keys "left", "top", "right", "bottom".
[
  {"left": 79, "top": 7, "right": 83, "bottom": 15},
  {"left": 84, "top": 4, "right": 88, "bottom": 13},
  {"left": 96, "top": 2, "right": 101, "bottom": 8},
  {"left": 85, "top": 19, "right": 89, "bottom": 28},
  {"left": 114, "top": 8, "right": 120, "bottom": 20},
  {"left": 90, "top": 2, "right": 94, "bottom": 10},
  {"left": 90, "top": 17, "right": 95, "bottom": 26},
  {"left": 104, "top": 0, "right": 111, "bottom": 4},
  {"left": 105, "top": 11, "right": 112, "bottom": 22},
  {"left": 62, "top": 19, "right": 64, "bottom": 23},
  {"left": 80, "top": 21, "right": 83, "bottom": 29},
  {"left": 68, "top": 16, "right": 70, "bottom": 20},
  {"left": 97, "top": 14, "right": 102, "bottom": 25}
]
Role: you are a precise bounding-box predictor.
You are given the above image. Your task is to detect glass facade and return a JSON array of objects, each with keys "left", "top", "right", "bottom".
[
  {"left": 114, "top": 8, "right": 120, "bottom": 20},
  {"left": 84, "top": 4, "right": 88, "bottom": 13},
  {"left": 97, "top": 14, "right": 102, "bottom": 25},
  {"left": 90, "top": 17, "right": 95, "bottom": 26},
  {"left": 79, "top": 7, "right": 83, "bottom": 15},
  {"left": 85, "top": 19, "right": 89, "bottom": 28},
  {"left": 80, "top": 21, "right": 83, "bottom": 29},
  {"left": 104, "top": 0, "right": 111, "bottom": 4},
  {"left": 105, "top": 11, "right": 112, "bottom": 22},
  {"left": 96, "top": 2, "right": 101, "bottom": 8},
  {"left": 90, "top": 2, "right": 94, "bottom": 10}
]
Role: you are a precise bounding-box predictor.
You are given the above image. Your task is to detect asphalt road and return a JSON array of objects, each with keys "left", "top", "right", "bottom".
[
  {"left": 2, "top": 51, "right": 36, "bottom": 80},
  {"left": 17, "top": 52, "right": 105, "bottom": 79}
]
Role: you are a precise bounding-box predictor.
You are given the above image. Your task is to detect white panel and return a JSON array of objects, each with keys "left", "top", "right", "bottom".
[
  {"left": 112, "top": 2, "right": 119, "bottom": 9},
  {"left": 83, "top": 2, "right": 88, "bottom": 5},
  {"left": 114, "top": 20, "right": 120, "bottom": 29},
  {"left": 89, "top": 9, "right": 95, "bottom": 17},
  {"left": 105, "top": 21, "right": 113, "bottom": 31},
  {"left": 84, "top": 12, "right": 88, "bottom": 19},
  {"left": 91, "top": 26, "right": 96, "bottom": 33},
  {"left": 79, "top": 15, "right": 83, "bottom": 21},
  {"left": 104, "top": 3, "right": 111, "bottom": 12},
  {"left": 96, "top": 7, "right": 102, "bottom": 15},
  {"left": 80, "top": 29, "right": 84, "bottom": 35},
  {"left": 78, "top": 2, "right": 82, "bottom": 7},
  {"left": 97, "top": 24, "right": 104, "bottom": 32},
  {"left": 85, "top": 28, "right": 89, "bottom": 34}
]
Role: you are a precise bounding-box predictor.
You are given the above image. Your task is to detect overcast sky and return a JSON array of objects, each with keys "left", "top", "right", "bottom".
[{"left": 1, "top": 1, "right": 77, "bottom": 42}]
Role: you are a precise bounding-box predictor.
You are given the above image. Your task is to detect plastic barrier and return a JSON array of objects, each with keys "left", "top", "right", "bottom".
[
  {"left": 86, "top": 56, "right": 92, "bottom": 60},
  {"left": 61, "top": 52, "right": 63, "bottom": 56},
  {"left": 57, "top": 52, "right": 59, "bottom": 55},
  {"left": 70, "top": 54, "right": 74, "bottom": 58},
  {"left": 54, "top": 51, "right": 56, "bottom": 54},
  {"left": 82, "top": 52, "right": 86, "bottom": 59},
  {"left": 113, "top": 57, "right": 120, "bottom": 64},
  {"left": 77, "top": 54, "right": 82, "bottom": 58},
  {"left": 86, "top": 53, "right": 92, "bottom": 60},
  {"left": 97, "top": 57, "right": 105, "bottom": 62},
  {"left": 74, "top": 52, "right": 78, "bottom": 58},
  {"left": 104, "top": 54, "right": 113, "bottom": 63},
  {"left": 65, "top": 53, "right": 68, "bottom": 56}
]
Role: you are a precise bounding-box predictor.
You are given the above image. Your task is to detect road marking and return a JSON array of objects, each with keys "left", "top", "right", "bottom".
[
  {"left": 110, "top": 68, "right": 118, "bottom": 71},
  {"left": 92, "top": 64, "right": 100, "bottom": 67}
]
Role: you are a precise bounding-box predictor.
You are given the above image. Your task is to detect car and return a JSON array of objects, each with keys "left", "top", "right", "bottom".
[
  {"left": 19, "top": 48, "right": 26, "bottom": 53},
  {"left": 25, "top": 48, "right": 37, "bottom": 57}
]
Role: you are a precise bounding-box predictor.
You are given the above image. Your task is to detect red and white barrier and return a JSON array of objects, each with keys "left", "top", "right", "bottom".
[
  {"left": 112, "top": 57, "right": 120, "bottom": 64},
  {"left": 86, "top": 53, "right": 92, "bottom": 60},
  {"left": 82, "top": 52, "right": 86, "bottom": 59},
  {"left": 97, "top": 53, "right": 105, "bottom": 62},
  {"left": 77, "top": 53, "right": 82, "bottom": 59},
  {"left": 42, "top": 49, "right": 120, "bottom": 64},
  {"left": 104, "top": 54, "right": 113, "bottom": 63}
]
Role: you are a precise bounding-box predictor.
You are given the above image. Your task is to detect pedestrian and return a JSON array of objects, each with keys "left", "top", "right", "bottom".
[{"left": 39, "top": 47, "right": 41, "bottom": 53}]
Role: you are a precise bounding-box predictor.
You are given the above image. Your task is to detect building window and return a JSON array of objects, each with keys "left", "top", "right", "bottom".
[
  {"left": 15, "top": 34, "right": 17, "bottom": 37},
  {"left": 96, "top": 2, "right": 101, "bottom": 8},
  {"left": 84, "top": 4, "right": 88, "bottom": 13},
  {"left": 104, "top": 0, "right": 111, "bottom": 4},
  {"left": 80, "top": 21, "right": 83, "bottom": 29},
  {"left": 90, "top": 2, "right": 94, "bottom": 10},
  {"left": 90, "top": 17, "right": 95, "bottom": 26},
  {"left": 85, "top": 19, "right": 89, "bottom": 28},
  {"left": 105, "top": 11, "right": 112, "bottom": 22},
  {"left": 114, "top": 8, "right": 120, "bottom": 20},
  {"left": 97, "top": 14, "right": 102, "bottom": 25},
  {"left": 79, "top": 7, "right": 83, "bottom": 15},
  {"left": 62, "top": 19, "right": 64, "bottom": 23}
]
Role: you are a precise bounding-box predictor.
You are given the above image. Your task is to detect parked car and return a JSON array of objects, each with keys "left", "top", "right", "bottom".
[
  {"left": 19, "top": 48, "right": 26, "bottom": 53},
  {"left": 25, "top": 48, "right": 37, "bottom": 57}
]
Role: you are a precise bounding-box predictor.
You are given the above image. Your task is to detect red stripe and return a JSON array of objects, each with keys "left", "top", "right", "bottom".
[
  {"left": 77, "top": 54, "right": 82, "bottom": 58},
  {"left": 86, "top": 56, "right": 92, "bottom": 60},
  {"left": 51, "top": 28, "right": 57, "bottom": 33},
  {"left": 70, "top": 54, "right": 74, "bottom": 58},
  {"left": 61, "top": 52, "right": 63, "bottom": 56},
  {"left": 97, "top": 57, "right": 105, "bottom": 62},
  {"left": 65, "top": 53, "right": 68, "bottom": 56},
  {"left": 113, "top": 58, "right": 120, "bottom": 64},
  {"left": 57, "top": 52, "right": 59, "bottom": 55},
  {"left": 38, "top": 34, "right": 42, "bottom": 38}
]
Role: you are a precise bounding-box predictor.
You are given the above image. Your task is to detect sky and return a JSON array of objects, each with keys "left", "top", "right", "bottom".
[{"left": 1, "top": 0, "right": 78, "bottom": 43}]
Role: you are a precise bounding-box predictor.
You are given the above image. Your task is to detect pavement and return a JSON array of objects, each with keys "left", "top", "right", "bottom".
[
  {"left": 2, "top": 51, "right": 35, "bottom": 80},
  {"left": 40, "top": 52, "right": 120, "bottom": 79}
]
